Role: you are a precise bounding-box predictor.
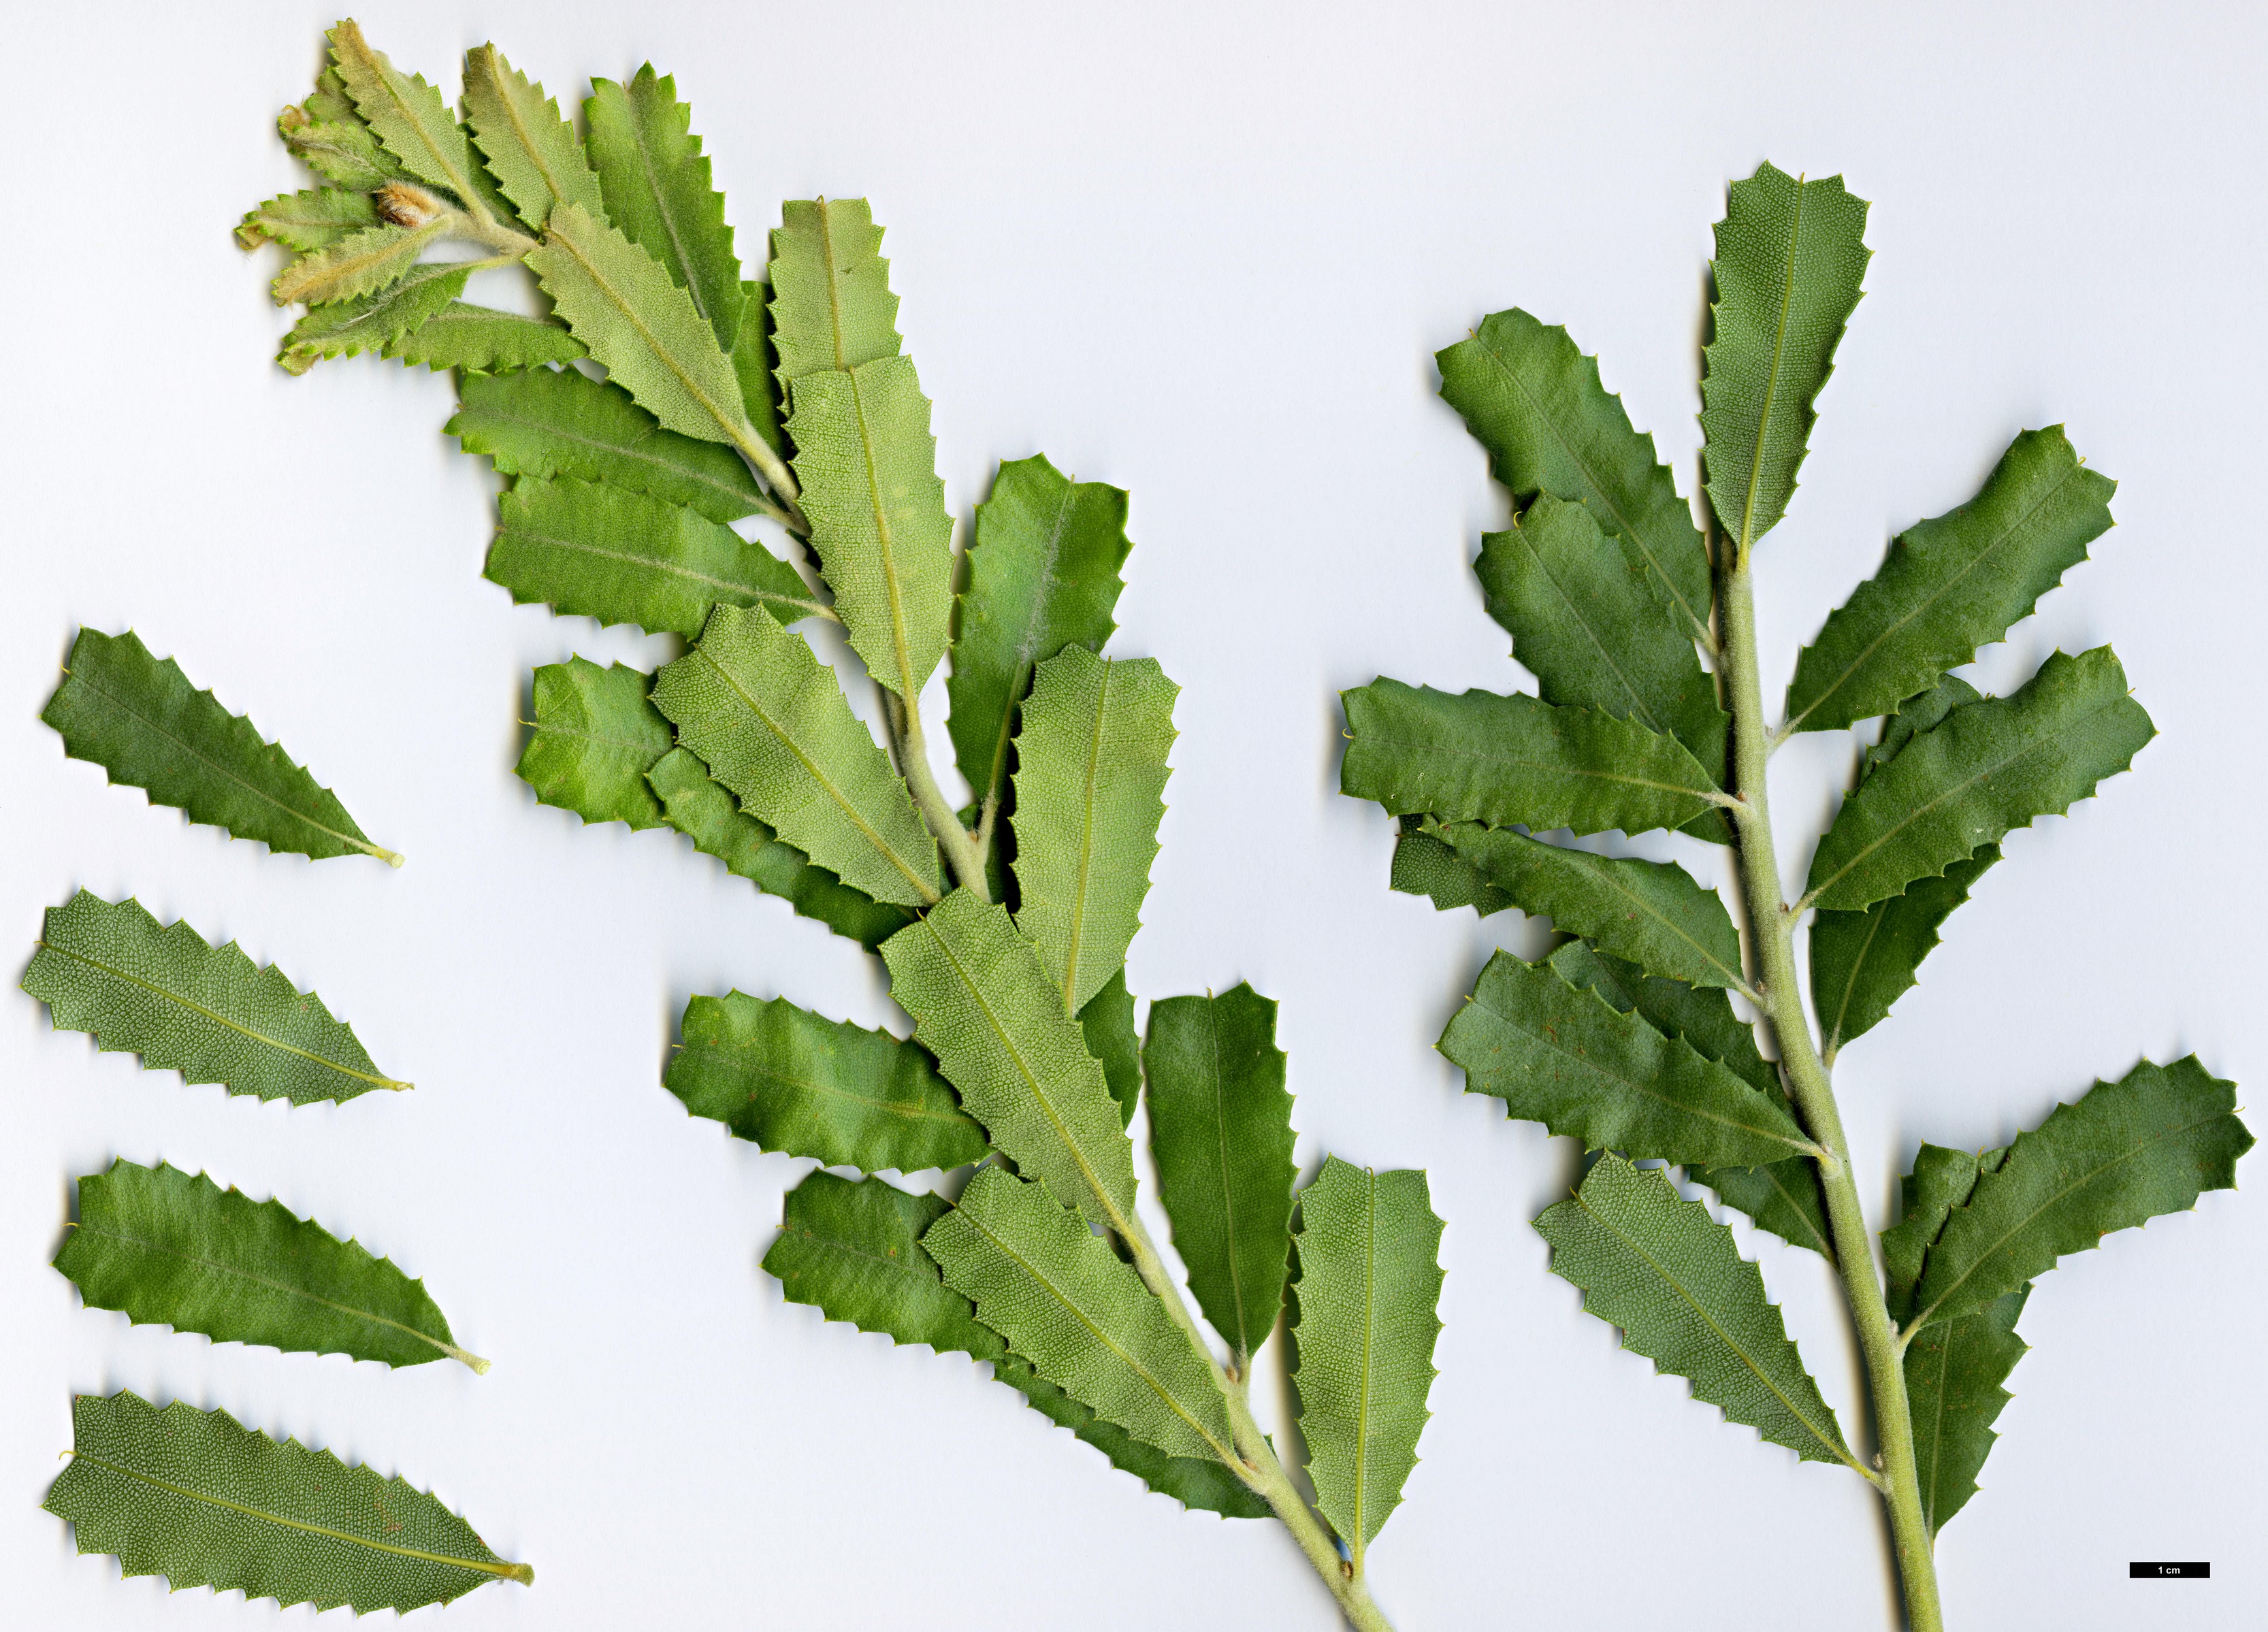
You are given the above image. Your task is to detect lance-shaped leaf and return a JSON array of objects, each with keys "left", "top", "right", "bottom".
[
  {"left": 46, "top": 1392, "right": 530, "bottom": 1612},
  {"left": 1341, "top": 679, "right": 1723, "bottom": 838},
  {"left": 1144, "top": 986, "right": 1297, "bottom": 1366},
  {"left": 516, "top": 657, "right": 670, "bottom": 830},
  {"left": 238, "top": 187, "right": 378, "bottom": 251},
  {"left": 925, "top": 1167, "right": 1237, "bottom": 1464},
  {"left": 1908, "top": 1056, "right": 2253, "bottom": 1331},
  {"left": 277, "top": 262, "right": 470, "bottom": 375},
  {"left": 653, "top": 604, "right": 943, "bottom": 907},
  {"left": 461, "top": 44, "right": 602, "bottom": 232},
  {"left": 271, "top": 219, "right": 442, "bottom": 308},
  {"left": 1079, "top": 968, "right": 1143, "bottom": 1128},
  {"left": 389, "top": 301, "right": 586, "bottom": 372},
  {"left": 1700, "top": 163, "right": 1871, "bottom": 552},
  {"left": 1786, "top": 429, "right": 2116, "bottom": 733},
  {"left": 278, "top": 111, "right": 401, "bottom": 191},
  {"left": 997, "top": 1354, "right": 1268, "bottom": 1518},
  {"left": 584, "top": 67, "right": 741, "bottom": 353},
  {"left": 327, "top": 20, "right": 494, "bottom": 216},
  {"left": 57, "top": 1160, "right": 481, "bottom": 1371},
  {"left": 646, "top": 747, "right": 912, "bottom": 949},
  {"left": 24, "top": 891, "right": 406, "bottom": 1105},
  {"left": 769, "top": 197, "right": 902, "bottom": 386},
  {"left": 449, "top": 366, "right": 772, "bottom": 525},
  {"left": 1293, "top": 1157, "right": 1444, "bottom": 1567},
  {"left": 668, "top": 991, "right": 987, "bottom": 1174},
  {"left": 1389, "top": 820, "right": 1517, "bottom": 917},
  {"left": 1437, "top": 307, "right": 1713, "bottom": 642},
  {"left": 487, "top": 474, "right": 823, "bottom": 638},
  {"left": 1011, "top": 649, "right": 1178, "bottom": 1013},
  {"left": 1442, "top": 948, "right": 1812, "bottom": 1168},
  {"left": 947, "top": 456, "right": 1133, "bottom": 816},
  {"left": 43, "top": 627, "right": 396, "bottom": 864},
  {"left": 1812, "top": 847, "right": 1996, "bottom": 1060},
  {"left": 1434, "top": 823, "right": 1745, "bottom": 991},
  {"left": 1539, "top": 1155, "right": 1858, "bottom": 1468},
  {"left": 880, "top": 892, "right": 1139, "bottom": 1231},
  {"left": 1804, "top": 646, "right": 2154, "bottom": 912}
]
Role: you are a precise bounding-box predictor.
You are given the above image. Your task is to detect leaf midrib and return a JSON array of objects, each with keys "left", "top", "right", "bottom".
[
  {"left": 1734, "top": 179, "right": 1809, "bottom": 555},
  {"left": 547, "top": 212, "right": 746, "bottom": 448},
  {"left": 1059, "top": 658, "right": 1114, "bottom": 1011},
  {"left": 499, "top": 524, "right": 827, "bottom": 617},
  {"left": 468, "top": 406, "right": 758, "bottom": 512},
  {"left": 696, "top": 1043, "right": 971, "bottom": 1124},
  {"left": 621, "top": 84, "right": 715, "bottom": 333}
]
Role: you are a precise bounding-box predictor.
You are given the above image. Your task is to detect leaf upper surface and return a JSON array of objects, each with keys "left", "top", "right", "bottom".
[
  {"left": 461, "top": 44, "right": 602, "bottom": 232},
  {"left": 515, "top": 657, "right": 670, "bottom": 830},
  {"left": 1907, "top": 1285, "right": 2028, "bottom": 1535},
  {"left": 327, "top": 21, "right": 490, "bottom": 213},
  {"left": 1078, "top": 968, "right": 1143, "bottom": 1128},
  {"left": 1812, "top": 847, "right": 1997, "bottom": 1059},
  {"left": 583, "top": 67, "right": 742, "bottom": 353}
]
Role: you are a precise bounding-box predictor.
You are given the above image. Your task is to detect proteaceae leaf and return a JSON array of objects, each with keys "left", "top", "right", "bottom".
[
  {"left": 487, "top": 474, "right": 823, "bottom": 638},
  {"left": 1537, "top": 1155, "right": 1856, "bottom": 1467},
  {"left": 925, "top": 1167, "right": 1237, "bottom": 1464},
  {"left": 652, "top": 604, "right": 943, "bottom": 907},
  {"left": 730, "top": 279, "right": 785, "bottom": 454},
  {"left": 271, "top": 219, "right": 443, "bottom": 307},
  {"left": 947, "top": 455, "right": 1133, "bottom": 817},
  {"left": 1866, "top": 672, "right": 1981, "bottom": 777},
  {"left": 666, "top": 991, "right": 987, "bottom": 1174},
  {"left": 1292, "top": 1157, "right": 1445, "bottom": 1566},
  {"left": 1433, "top": 823, "right": 1745, "bottom": 991},
  {"left": 1011, "top": 648, "right": 1178, "bottom": 1013},
  {"left": 1078, "top": 970, "right": 1144, "bottom": 1127},
  {"left": 1441, "top": 948, "right": 1812, "bottom": 1168},
  {"left": 277, "top": 261, "right": 469, "bottom": 375},
  {"left": 1804, "top": 646, "right": 2154, "bottom": 912},
  {"left": 43, "top": 628, "right": 394, "bottom": 864},
  {"left": 237, "top": 186, "right": 378, "bottom": 251},
  {"left": 1144, "top": 985, "right": 1297, "bottom": 1365},
  {"left": 1700, "top": 163, "right": 1872, "bottom": 552},
  {"left": 24, "top": 892, "right": 406, "bottom": 1105},
  {"left": 769, "top": 197, "right": 902, "bottom": 385},
  {"left": 388, "top": 302, "right": 587, "bottom": 373},
  {"left": 327, "top": 21, "right": 493, "bottom": 212},
  {"left": 449, "top": 366, "right": 771, "bottom": 525},
  {"left": 1881, "top": 1143, "right": 2000, "bottom": 1324},
  {"left": 57, "top": 1160, "right": 480, "bottom": 1370},
  {"left": 998, "top": 1354, "right": 1269, "bottom": 1518},
  {"left": 1812, "top": 847, "right": 1996, "bottom": 1059},
  {"left": 583, "top": 67, "right": 742, "bottom": 353},
  {"left": 46, "top": 1392, "right": 530, "bottom": 1612},
  {"left": 1907, "top": 1056, "right": 2253, "bottom": 1330},
  {"left": 1388, "top": 821, "right": 1516, "bottom": 917},
  {"left": 278, "top": 114, "right": 401, "bottom": 191},
  {"left": 1340, "top": 679, "right": 1722, "bottom": 838},
  {"left": 516, "top": 657, "right": 670, "bottom": 830},
  {"left": 1785, "top": 429, "right": 2116, "bottom": 733},
  {"left": 461, "top": 44, "right": 602, "bottom": 232}
]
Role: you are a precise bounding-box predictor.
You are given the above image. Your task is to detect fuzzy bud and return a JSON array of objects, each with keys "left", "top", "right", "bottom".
[{"left": 374, "top": 182, "right": 444, "bottom": 229}]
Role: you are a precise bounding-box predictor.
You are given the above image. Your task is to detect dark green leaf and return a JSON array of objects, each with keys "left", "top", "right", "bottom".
[
  {"left": 1864, "top": 674, "right": 1982, "bottom": 782},
  {"left": 583, "top": 67, "right": 742, "bottom": 352},
  {"left": 1388, "top": 819, "right": 1517, "bottom": 917},
  {"left": 515, "top": 657, "right": 670, "bottom": 830},
  {"left": 1907, "top": 1286, "right": 2028, "bottom": 1535},
  {"left": 731, "top": 279, "right": 785, "bottom": 455},
  {"left": 1811, "top": 847, "right": 1997, "bottom": 1060},
  {"left": 1077, "top": 968, "right": 1142, "bottom": 1128}
]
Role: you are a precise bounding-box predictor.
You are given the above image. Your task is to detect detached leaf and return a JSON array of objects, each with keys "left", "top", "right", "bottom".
[
  {"left": 769, "top": 197, "right": 902, "bottom": 385},
  {"left": 327, "top": 20, "right": 493, "bottom": 214},
  {"left": 271, "top": 219, "right": 443, "bottom": 307},
  {"left": 516, "top": 657, "right": 670, "bottom": 830},
  {"left": 46, "top": 1392, "right": 530, "bottom": 1612},
  {"left": 584, "top": 67, "right": 742, "bottom": 352},
  {"left": 461, "top": 44, "right": 602, "bottom": 231},
  {"left": 237, "top": 186, "right": 378, "bottom": 250},
  {"left": 277, "top": 261, "right": 470, "bottom": 375},
  {"left": 42, "top": 628, "right": 395, "bottom": 864},
  {"left": 389, "top": 301, "right": 585, "bottom": 372},
  {"left": 1078, "top": 968, "right": 1143, "bottom": 1128},
  {"left": 58, "top": 1160, "right": 480, "bottom": 1370}
]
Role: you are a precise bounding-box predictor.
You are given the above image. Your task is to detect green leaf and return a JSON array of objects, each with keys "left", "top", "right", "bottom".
[
  {"left": 1388, "top": 820, "right": 1517, "bottom": 916},
  {"left": 653, "top": 603, "right": 943, "bottom": 907},
  {"left": 1881, "top": 1143, "right": 1999, "bottom": 1325},
  {"left": 237, "top": 186, "right": 378, "bottom": 251},
  {"left": 487, "top": 474, "right": 823, "bottom": 638},
  {"left": 461, "top": 44, "right": 602, "bottom": 232},
  {"left": 1078, "top": 968, "right": 1143, "bottom": 1128},
  {"left": 997, "top": 1354, "right": 1271, "bottom": 1518},
  {"left": 1907, "top": 1056, "right": 2254, "bottom": 1330},
  {"left": 1341, "top": 679, "right": 1723, "bottom": 838},
  {"left": 449, "top": 366, "right": 772, "bottom": 525},
  {"left": 947, "top": 455, "right": 1133, "bottom": 816},
  {"left": 1803, "top": 646, "right": 2154, "bottom": 912},
  {"left": 1433, "top": 823, "right": 1745, "bottom": 991},
  {"left": 1907, "top": 1285, "right": 2029, "bottom": 1535},
  {"left": 1864, "top": 674, "right": 1982, "bottom": 781},
  {"left": 667, "top": 991, "right": 988, "bottom": 1175},
  {"left": 387, "top": 301, "right": 587, "bottom": 372},
  {"left": 1441, "top": 948, "right": 1813, "bottom": 1168},
  {"left": 925, "top": 1167, "right": 1237, "bottom": 1464},
  {"left": 278, "top": 114, "right": 402, "bottom": 191},
  {"left": 731, "top": 280, "right": 785, "bottom": 455},
  {"left": 881, "top": 891, "right": 1140, "bottom": 1231},
  {"left": 515, "top": 657, "right": 670, "bottom": 830},
  {"left": 24, "top": 892, "right": 406, "bottom": 1105},
  {"left": 276, "top": 261, "right": 470, "bottom": 376},
  {"left": 42, "top": 627, "right": 395, "bottom": 864},
  {"left": 1010, "top": 648, "right": 1178, "bottom": 1013},
  {"left": 1539, "top": 1155, "right": 1856, "bottom": 1467},
  {"left": 1811, "top": 847, "right": 1998, "bottom": 1059},
  {"left": 645, "top": 747, "right": 913, "bottom": 949},
  {"left": 46, "top": 1392, "right": 530, "bottom": 1612},
  {"left": 271, "top": 219, "right": 443, "bottom": 307},
  {"left": 1144, "top": 985, "right": 1297, "bottom": 1365},
  {"left": 327, "top": 21, "right": 493, "bottom": 214},
  {"left": 57, "top": 1160, "right": 479, "bottom": 1371},
  {"left": 1700, "top": 163, "right": 1871, "bottom": 553},
  {"left": 1292, "top": 1157, "right": 1445, "bottom": 1566},
  {"left": 583, "top": 67, "right": 742, "bottom": 353},
  {"left": 1436, "top": 307, "right": 1712, "bottom": 642},
  {"left": 769, "top": 197, "right": 901, "bottom": 386}
]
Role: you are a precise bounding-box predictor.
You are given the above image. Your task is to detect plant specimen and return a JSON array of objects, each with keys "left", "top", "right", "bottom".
[
  {"left": 241, "top": 21, "right": 1446, "bottom": 1628},
  {"left": 1340, "top": 163, "right": 2252, "bottom": 1630}
]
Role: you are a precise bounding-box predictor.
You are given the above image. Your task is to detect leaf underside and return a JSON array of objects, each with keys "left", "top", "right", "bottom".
[
  {"left": 516, "top": 657, "right": 671, "bottom": 830},
  {"left": 461, "top": 43, "right": 602, "bottom": 233},
  {"left": 584, "top": 67, "right": 743, "bottom": 353},
  {"left": 390, "top": 302, "right": 586, "bottom": 373}
]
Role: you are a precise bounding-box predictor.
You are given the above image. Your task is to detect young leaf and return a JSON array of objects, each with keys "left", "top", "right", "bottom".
[
  {"left": 1341, "top": 679, "right": 1723, "bottom": 838},
  {"left": 277, "top": 261, "right": 470, "bottom": 375},
  {"left": 57, "top": 1160, "right": 481, "bottom": 1371},
  {"left": 924, "top": 1167, "right": 1237, "bottom": 1464},
  {"left": 270, "top": 219, "right": 443, "bottom": 308},
  {"left": 461, "top": 44, "right": 602, "bottom": 232},
  {"left": 1907, "top": 1285, "right": 2029, "bottom": 1536},
  {"left": 879, "top": 891, "right": 1139, "bottom": 1231},
  {"left": 666, "top": 990, "right": 987, "bottom": 1174},
  {"left": 388, "top": 302, "right": 587, "bottom": 372},
  {"left": 327, "top": 20, "right": 495, "bottom": 216},
  {"left": 769, "top": 197, "right": 902, "bottom": 386},
  {"left": 1442, "top": 949, "right": 1812, "bottom": 1168},
  {"left": 1011, "top": 648, "right": 1178, "bottom": 1013},
  {"left": 237, "top": 186, "right": 378, "bottom": 251},
  {"left": 583, "top": 67, "right": 742, "bottom": 353},
  {"left": 1804, "top": 646, "right": 2154, "bottom": 912},
  {"left": 46, "top": 1392, "right": 530, "bottom": 1612},
  {"left": 24, "top": 891, "right": 406, "bottom": 1105},
  {"left": 43, "top": 627, "right": 396, "bottom": 864},
  {"left": 1292, "top": 1158, "right": 1445, "bottom": 1569},
  {"left": 653, "top": 604, "right": 944, "bottom": 907},
  {"left": 278, "top": 112, "right": 402, "bottom": 191},
  {"left": 1078, "top": 968, "right": 1143, "bottom": 1128},
  {"left": 1388, "top": 821, "right": 1517, "bottom": 917},
  {"left": 1538, "top": 1156, "right": 1858, "bottom": 1469},
  {"left": 516, "top": 656, "right": 670, "bottom": 830},
  {"left": 1700, "top": 164, "right": 1871, "bottom": 553},
  {"left": 1144, "top": 985, "right": 1298, "bottom": 1367},
  {"left": 1811, "top": 847, "right": 1997, "bottom": 1060}
]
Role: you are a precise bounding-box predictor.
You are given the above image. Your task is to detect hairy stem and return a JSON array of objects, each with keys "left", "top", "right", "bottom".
[{"left": 1717, "top": 559, "right": 1944, "bottom": 1632}]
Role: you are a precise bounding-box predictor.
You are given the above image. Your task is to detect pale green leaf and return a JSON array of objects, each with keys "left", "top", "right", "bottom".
[
  {"left": 387, "top": 301, "right": 587, "bottom": 373},
  {"left": 583, "top": 67, "right": 742, "bottom": 352},
  {"left": 278, "top": 114, "right": 402, "bottom": 191},
  {"left": 237, "top": 186, "right": 378, "bottom": 251},
  {"left": 277, "top": 262, "right": 469, "bottom": 375},
  {"left": 1078, "top": 968, "right": 1142, "bottom": 1128},
  {"left": 768, "top": 197, "right": 901, "bottom": 386},
  {"left": 327, "top": 20, "right": 493, "bottom": 213},
  {"left": 515, "top": 657, "right": 670, "bottom": 830},
  {"left": 461, "top": 44, "right": 602, "bottom": 231},
  {"left": 271, "top": 219, "right": 443, "bottom": 308}
]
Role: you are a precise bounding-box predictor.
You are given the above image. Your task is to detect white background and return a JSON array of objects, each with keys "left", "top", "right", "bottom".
[{"left": 3, "top": 2, "right": 2261, "bottom": 1627}]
